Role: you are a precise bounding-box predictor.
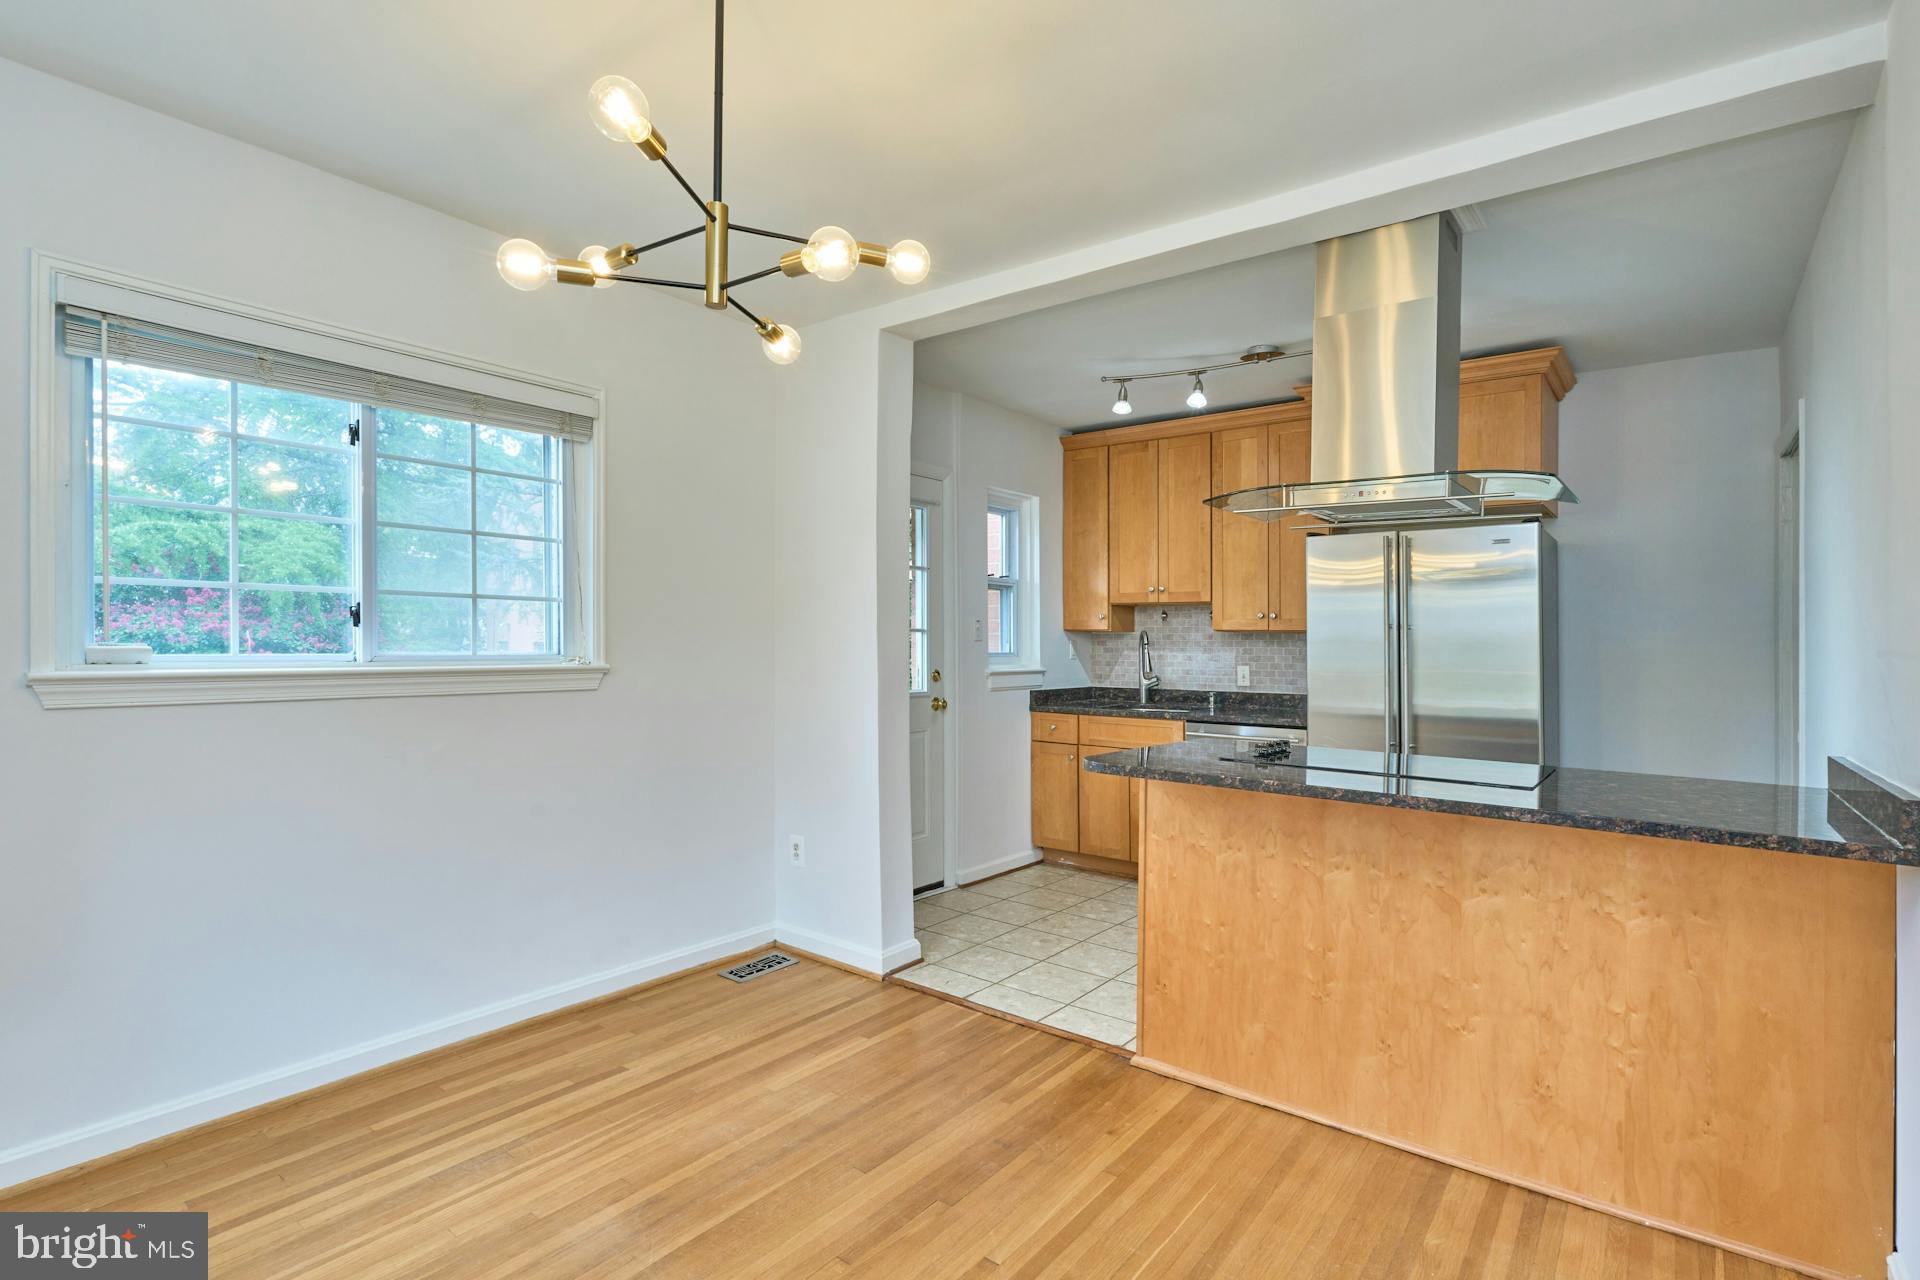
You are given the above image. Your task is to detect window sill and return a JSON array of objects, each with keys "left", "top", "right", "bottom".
[
  {"left": 26, "top": 662, "right": 609, "bottom": 710},
  {"left": 984, "top": 666, "right": 1045, "bottom": 692}
]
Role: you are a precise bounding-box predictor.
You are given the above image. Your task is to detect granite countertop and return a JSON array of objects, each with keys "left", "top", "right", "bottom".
[
  {"left": 1082, "top": 739, "right": 1920, "bottom": 865},
  {"left": 1030, "top": 687, "right": 1305, "bottom": 729}
]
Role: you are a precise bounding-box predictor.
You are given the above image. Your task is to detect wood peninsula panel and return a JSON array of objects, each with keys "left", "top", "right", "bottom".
[{"left": 1137, "top": 780, "right": 1894, "bottom": 1280}]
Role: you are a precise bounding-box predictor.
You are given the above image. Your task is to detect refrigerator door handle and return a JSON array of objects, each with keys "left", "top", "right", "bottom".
[
  {"left": 1382, "top": 533, "right": 1396, "bottom": 758},
  {"left": 1398, "top": 533, "right": 1414, "bottom": 756}
]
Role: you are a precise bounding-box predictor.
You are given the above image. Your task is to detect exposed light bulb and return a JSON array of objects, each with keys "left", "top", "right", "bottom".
[
  {"left": 886, "top": 239, "right": 931, "bottom": 285},
  {"left": 579, "top": 245, "right": 616, "bottom": 289},
  {"left": 588, "top": 75, "right": 653, "bottom": 144},
  {"left": 496, "top": 239, "right": 555, "bottom": 291},
  {"left": 1111, "top": 384, "right": 1133, "bottom": 415},
  {"left": 801, "top": 226, "right": 858, "bottom": 283},
  {"left": 1186, "top": 376, "right": 1208, "bottom": 410},
  {"left": 760, "top": 322, "right": 802, "bottom": 365}
]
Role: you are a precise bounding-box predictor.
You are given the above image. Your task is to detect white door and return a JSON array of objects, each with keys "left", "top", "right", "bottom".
[{"left": 908, "top": 476, "right": 948, "bottom": 893}]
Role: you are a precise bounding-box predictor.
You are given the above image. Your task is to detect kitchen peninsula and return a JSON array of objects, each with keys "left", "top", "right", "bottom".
[{"left": 1088, "top": 744, "right": 1918, "bottom": 1279}]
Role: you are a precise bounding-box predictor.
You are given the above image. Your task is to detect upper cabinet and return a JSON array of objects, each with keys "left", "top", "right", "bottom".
[
  {"left": 1060, "top": 346, "right": 1574, "bottom": 634},
  {"left": 1062, "top": 446, "right": 1133, "bottom": 632},
  {"left": 1108, "top": 436, "right": 1211, "bottom": 605},
  {"left": 1208, "top": 404, "right": 1312, "bottom": 633}
]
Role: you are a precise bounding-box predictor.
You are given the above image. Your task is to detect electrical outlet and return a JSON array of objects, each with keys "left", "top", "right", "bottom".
[
  {"left": 787, "top": 834, "right": 805, "bottom": 866},
  {"left": 1236, "top": 664, "right": 1251, "bottom": 688}
]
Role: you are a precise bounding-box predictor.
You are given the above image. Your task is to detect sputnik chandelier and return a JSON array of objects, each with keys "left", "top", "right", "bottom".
[
  {"left": 1102, "top": 344, "right": 1309, "bottom": 415},
  {"left": 493, "top": 0, "right": 930, "bottom": 365}
]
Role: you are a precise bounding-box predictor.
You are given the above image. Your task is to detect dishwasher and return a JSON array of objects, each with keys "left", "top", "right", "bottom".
[{"left": 1184, "top": 720, "right": 1307, "bottom": 763}]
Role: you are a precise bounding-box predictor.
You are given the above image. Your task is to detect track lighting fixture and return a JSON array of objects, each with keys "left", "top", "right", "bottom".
[
  {"left": 493, "top": 0, "right": 930, "bottom": 364},
  {"left": 1098, "top": 344, "right": 1310, "bottom": 416}
]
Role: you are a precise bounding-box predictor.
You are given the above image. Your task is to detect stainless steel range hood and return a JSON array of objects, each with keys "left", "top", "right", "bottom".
[{"left": 1205, "top": 212, "right": 1574, "bottom": 525}]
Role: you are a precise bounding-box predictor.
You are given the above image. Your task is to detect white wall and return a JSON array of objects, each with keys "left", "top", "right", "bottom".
[
  {"left": 1781, "top": 1, "right": 1920, "bottom": 1266},
  {"left": 0, "top": 57, "right": 779, "bottom": 1185},
  {"left": 910, "top": 384, "right": 1089, "bottom": 883},
  {"left": 1555, "top": 348, "right": 1782, "bottom": 783}
]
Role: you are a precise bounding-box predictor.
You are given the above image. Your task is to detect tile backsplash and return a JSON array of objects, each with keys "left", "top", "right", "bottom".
[{"left": 1069, "top": 604, "right": 1305, "bottom": 693}]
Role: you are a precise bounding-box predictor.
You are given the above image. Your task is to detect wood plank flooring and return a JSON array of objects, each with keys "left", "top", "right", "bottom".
[{"left": 1, "top": 960, "right": 1805, "bottom": 1278}]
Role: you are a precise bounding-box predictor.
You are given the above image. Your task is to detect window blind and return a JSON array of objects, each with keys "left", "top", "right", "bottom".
[{"left": 60, "top": 306, "right": 594, "bottom": 443}]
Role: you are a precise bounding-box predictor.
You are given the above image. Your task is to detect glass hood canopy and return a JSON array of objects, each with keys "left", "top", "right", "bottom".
[{"left": 1204, "top": 470, "right": 1577, "bottom": 526}]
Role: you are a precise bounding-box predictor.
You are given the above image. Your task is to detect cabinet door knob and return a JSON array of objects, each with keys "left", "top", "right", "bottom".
[{"left": 1257, "top": 612, "right": 1266, "bottom": 619}]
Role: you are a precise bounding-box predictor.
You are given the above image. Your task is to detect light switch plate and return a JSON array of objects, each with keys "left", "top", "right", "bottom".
[{"left": 1236, "top": 664, "right": 1251, "bottom": 688}]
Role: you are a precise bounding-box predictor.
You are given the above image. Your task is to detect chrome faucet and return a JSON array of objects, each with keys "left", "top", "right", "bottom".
[{"left": 1138, "top": 631, "right": 1161, "bottom": 704}]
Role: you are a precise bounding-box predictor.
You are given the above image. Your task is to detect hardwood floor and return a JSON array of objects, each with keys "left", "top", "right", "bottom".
[{"left": 2, "top": 960, "right": 1804, "bottom": 1279}]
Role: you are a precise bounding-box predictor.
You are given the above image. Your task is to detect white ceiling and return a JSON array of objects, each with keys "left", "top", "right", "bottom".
[
  {"left": 0, "top": 0, "right": 1884, "bottom": 327},
  {"left": 915, "top": 115, "right": 1857, "bottom": 427}
]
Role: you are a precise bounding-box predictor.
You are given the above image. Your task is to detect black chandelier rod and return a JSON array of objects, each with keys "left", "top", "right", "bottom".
[
  {"left": 732, "top": 222, "right": 807, "bottom": 245},
  {"left": 728, "top": 295, "right": 767, "bottom": 329},
  {"left": 606, "top": 274, "right": 708, "bottom": 291},
  {"left": 725, "top": 265, "right": 785, "bottom": 289},
  {"left": 659, "top": 153, "right": 715, "bottom": 221},
  {"left": 630, "top": 225, "right": 707, "bottom": 258}
]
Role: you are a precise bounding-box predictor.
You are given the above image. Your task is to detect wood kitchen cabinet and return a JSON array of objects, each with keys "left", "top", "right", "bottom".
[
  {"left": 1062, "top": 447, "right": 1132, "bottom": 632},
  {"left": 1108, "top": 436, "right": 1211, "bottom": 606},
  {"left": 1210, "top": 404, "right": 1313, "bottom": 633},
  {"left": 1030, "top": 740, "right": 1080, "bottom": 852},
  {"left": 1032, "top": 714, "right": 1185, "bottom": 874}
]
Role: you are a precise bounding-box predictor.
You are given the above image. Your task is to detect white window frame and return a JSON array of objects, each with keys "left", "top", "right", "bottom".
[
  {"left": 25, "top": 252, "right": 608, "bottom": 708},
  {"left": 984, "top": 486, "right": 1043, "bottom": 691}
]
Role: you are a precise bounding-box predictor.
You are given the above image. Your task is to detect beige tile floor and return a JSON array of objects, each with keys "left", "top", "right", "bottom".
[{"left": 900, "top": 863, "right": 1138, "bottom": 1050}]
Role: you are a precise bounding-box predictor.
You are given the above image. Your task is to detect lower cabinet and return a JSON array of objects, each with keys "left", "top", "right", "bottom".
[
  {"left": 1030, "top": 740, "right": 1080, "bottom": 851},
  {"left": 1032, "top": 713, "right": 1185, "bottom": 869}
]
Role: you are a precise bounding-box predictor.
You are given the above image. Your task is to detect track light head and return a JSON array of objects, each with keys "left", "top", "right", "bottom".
[
  {"left": 1112, "top": 383, "right": 1133, "bottom": 416},
  {"left": 1186, "top": 376, "right": 1208, "bottom": 410}
]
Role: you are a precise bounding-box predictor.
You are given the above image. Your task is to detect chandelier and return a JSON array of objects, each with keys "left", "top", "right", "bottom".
[{"left": 492, "top": 0, "right": 931, "bottom": 365}]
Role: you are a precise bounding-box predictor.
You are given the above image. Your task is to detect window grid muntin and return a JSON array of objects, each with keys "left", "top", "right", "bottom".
[
  {"left": 90, "top": 360, "right": 358, "bottom": 659},
  {"left": 371, "top": 408, "right": 562, "bottom": 658}
]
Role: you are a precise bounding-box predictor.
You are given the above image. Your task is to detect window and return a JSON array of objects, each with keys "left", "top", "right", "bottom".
[
  {"left": 28, "top": 259, "right": 605, "bottom": 707},
  {"left": 908, "top": 502, "right": 930, "bottom": 693},
  {"left": 986, "top": 504, "right": 1018, "bottom": 657},
  {"left": 984, "top": 488, "right": 1041, "bottom": 690}
]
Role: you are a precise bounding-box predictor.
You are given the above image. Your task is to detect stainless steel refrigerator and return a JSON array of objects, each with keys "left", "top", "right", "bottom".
[{"left": 1306, "top": 520, "right": 1557, "bottom": 775}]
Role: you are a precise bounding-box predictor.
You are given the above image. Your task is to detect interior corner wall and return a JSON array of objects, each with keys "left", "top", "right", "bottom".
[
  {"left": 910, "top": 384, "right": 1090, "bottom": 884},
  {"left": 770, "top": 316, "right": 893, "bottom": 971},
  {"left": 1554, "top": 348, "right": 1782, "bottom": 783},
  {"left": 0, "top": 56, "right": 779, "bottom": 1187},
  {"left": 1780, "top": 0, "right": 1918, "bottom": 1264}
]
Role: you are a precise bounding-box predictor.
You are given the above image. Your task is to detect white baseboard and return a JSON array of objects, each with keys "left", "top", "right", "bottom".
[
  {"left": 0, "top": 923, "right": 777, "bottom": 1193},
  {"left": 880, "top": 936, "right": 922, "bottom": 973},
  {"left": 1889, "top": 1250, "right": 1913, "bottom": 1280},
  {"left": 956, "top": 848, "right": 1042, "bottom": 886},
  {"left": 772, "top": 923, "right": 898, "bottom": 976}
]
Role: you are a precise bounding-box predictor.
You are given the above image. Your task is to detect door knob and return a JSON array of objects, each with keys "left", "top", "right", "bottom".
[
  {"left": 930, "top": 669, "right": 941, "bottom": 682},
  {"left": 930, "top": 696, "right": 948, "bottom": 711}
]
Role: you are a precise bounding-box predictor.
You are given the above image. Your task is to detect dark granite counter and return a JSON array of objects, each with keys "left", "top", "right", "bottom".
[
  {"left": 1030, "top": 686, "right": 1305, "bottom": 729},
  {"left": 1082, "top": 739, "right": 1920, "bottom": 865}
]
